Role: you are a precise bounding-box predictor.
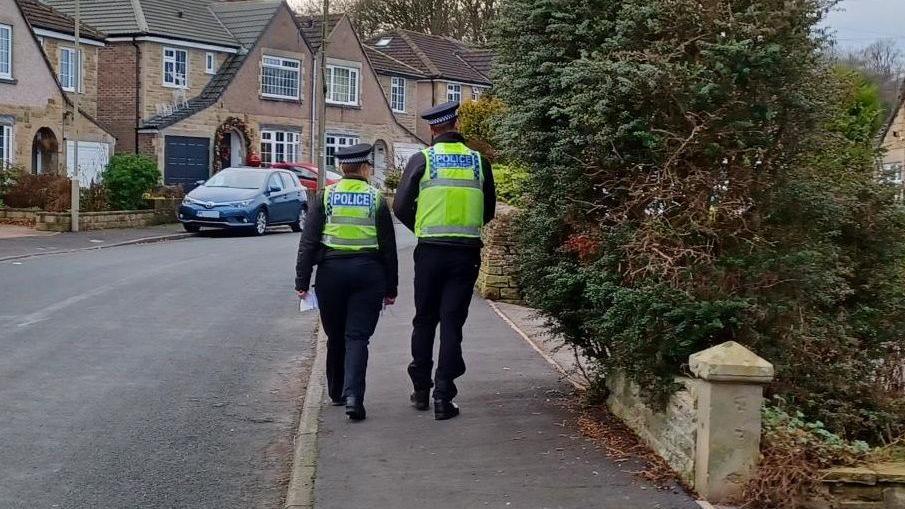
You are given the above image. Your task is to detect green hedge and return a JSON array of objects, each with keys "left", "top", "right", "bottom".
[{"left": 103, "top": 154, "right": 160, "bottom": 210}]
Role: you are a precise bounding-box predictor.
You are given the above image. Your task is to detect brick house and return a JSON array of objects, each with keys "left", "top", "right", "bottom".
[
  {"left": 0, "top": 0, "right": 114, "bottom": 182},
  {"left": 364, "top": 30, "right": 493, "bottom": 143},
  {"left": 44, "top": 0, "right": 423, "bottom": 188}
]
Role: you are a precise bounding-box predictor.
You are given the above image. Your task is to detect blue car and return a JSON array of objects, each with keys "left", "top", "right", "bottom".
[{"left": 178, "top": 167, "right": 307, "bottom": 235}]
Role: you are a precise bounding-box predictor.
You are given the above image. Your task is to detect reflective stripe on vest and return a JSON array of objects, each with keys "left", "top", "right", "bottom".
[
  {"left": 321, "top": 179, "right": 379, "bottom": 251},
  {"left": 414, "top": 142, "right": 484, "bottom": 239}
]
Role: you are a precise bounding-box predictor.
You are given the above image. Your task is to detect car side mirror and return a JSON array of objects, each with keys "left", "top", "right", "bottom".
[
  {"left": 268, "top": 185, "right": 280, "bottom": 194},
  {"left": 195, "top": 180, "right": 205, "bottom": 185}
]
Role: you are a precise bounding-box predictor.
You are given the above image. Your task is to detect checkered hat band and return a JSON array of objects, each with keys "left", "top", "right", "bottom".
[
  {"left": 338, "top": 155, "right": 370, "bottom": 163},
  {"left": 428, "top": 112, "right": 458, "bottom": 125}
]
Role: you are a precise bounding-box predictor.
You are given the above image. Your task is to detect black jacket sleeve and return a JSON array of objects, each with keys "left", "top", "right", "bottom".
[
  {"left": 376, "top": 198, "right": 399, "bottom": 298},
  {"left": 481, "top": 156, "right": 496, "bottom": 225},
  {"left": 295, "top": 192, "right": 326, "bottom": 292},
  {"left": 392, "top": 152, "right": 426, "bottom": 232}
]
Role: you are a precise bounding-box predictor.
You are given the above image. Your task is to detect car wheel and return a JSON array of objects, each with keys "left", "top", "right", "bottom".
[
  {"left": 183, "top": 223, "right": 201, "bottom": 233},
  {"left": 253, "top": 209, "right": 268, "bottom": 236},
  {"left": 290, "top": 206, "right": 306, "bottom": 232}
]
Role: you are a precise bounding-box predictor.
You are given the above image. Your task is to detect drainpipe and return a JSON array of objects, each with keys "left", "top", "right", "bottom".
[{"left": 133, "top": 40, "right": 141, "bottom": 153}]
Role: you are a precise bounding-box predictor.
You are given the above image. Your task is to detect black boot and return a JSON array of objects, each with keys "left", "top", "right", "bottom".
[
  {"left": 410, "top": 389, "right": 430, "bottom": 411},
  {"left": 346, "top": 397, "right": 366, "bottom": 421},
  {"left": 434, "top": 399, "right": 459, "bottom": 421},
  {"left": 330, "top": 397, "right": 347, "bottom": 406}
]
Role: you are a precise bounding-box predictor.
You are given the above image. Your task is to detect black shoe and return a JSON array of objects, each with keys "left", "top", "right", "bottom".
[
  {"left": 410, "top": 389, "right": 430, "bottom": 411},
  {"left": 434, "top": 399, "right": 459, "bottom": 421},
  {"left": 330, "top": 397, "right": 346, "bottom": 406},
  {"left": 346, "top": 398, "right": 366, "bottom": 421}
]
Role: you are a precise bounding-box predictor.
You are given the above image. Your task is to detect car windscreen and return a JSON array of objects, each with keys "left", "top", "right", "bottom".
[
  {"left": 327, "top": 170, "right": 343, "bottom": 180},
  {"left": 204, "top": 171, "right": 267, "bottom": 189}
]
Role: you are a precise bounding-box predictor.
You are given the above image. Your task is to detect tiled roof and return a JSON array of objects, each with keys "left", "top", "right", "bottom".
[
  {"left": 364, "top": 46, "right": 425, "bottom": 78},
  {"left": 142, "top": 52, "right": 246, "bottom": 129},
  {"left": 294, "top": 13, "right": 343, "bottom": 52},
  {"left": 210, "top": 0, "right": 282, "bottom": 47},
  {"left": 41, "top": 0, "right": 240, "bottom": 47},
  {"left": 456, "top": 48, "right": 493, "bottom": 78},
  {"left": 19, "top": 0, "right": 105, "bottom": 40},
  {"left": 365, "top": 30, "right": 492, "bottom": 85}
]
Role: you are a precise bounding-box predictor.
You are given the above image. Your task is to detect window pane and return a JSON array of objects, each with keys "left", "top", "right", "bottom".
[
  {"left": 0, "top": 26, "right": 10, "bottom": 76},
  {"left": 262, "top": 56, "right": 300, "bottom": 98}
]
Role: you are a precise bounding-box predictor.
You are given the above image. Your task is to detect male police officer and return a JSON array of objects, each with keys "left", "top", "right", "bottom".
[
  {"left": 296, "top": 143, "right": 398, "bottom": 421},
  {"left": 393, "top": 101, "right": 496, "bottom": 420}
]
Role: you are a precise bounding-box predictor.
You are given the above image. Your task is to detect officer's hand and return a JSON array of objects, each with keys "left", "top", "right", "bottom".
[
  {"left": 384, "top": 297, "right": 396, "bottom": 306},
  {"left": 297, "top": 290, "right": 308, "bottom": 299}
]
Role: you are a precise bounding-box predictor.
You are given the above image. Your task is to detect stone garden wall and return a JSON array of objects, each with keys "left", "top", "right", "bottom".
[
  {"left": 477, "top": 204, "right": 524, "bottom": 304},
  {"left": 809, "top": 464, "right": 905, "bottom": 509},
  {"left": 26, "top": 198, "right": 179, "bottom": 232}
]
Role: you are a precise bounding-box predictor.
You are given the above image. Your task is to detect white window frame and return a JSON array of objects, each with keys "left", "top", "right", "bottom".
[
  {"left": 0, "top": 24, "right": 11, "bottom": 80},
  {"left": 472, "top": 86, "right": 486, "bottom": 101},
  {"left": 390, "top": 76, "right": 406, "bottom": 113},
  {"left": 326, "top": 64, "right": 360, "bottom": 106},
  {"left": 261, "top": 130, "right": 301, "bottom": 164},
  {"left": 205, "top": 52, "right": 216, "bottom": 74},
  {"left": 446, "top": 83, "right": 461, "bottom": 103},
  {"left": 0, "top": 124, "right": 12, "bottom": 168},
  {"left": 261, "top": 55, "right": 301, "bottom": 100},
  {"left": 162, "top": 47, "right": 188, "bottom": 88},
  {"left": 59, "top": 47, "right": 82, "bottom": 92},
  {"left": 325, "top": 134, "right": 360, "bottom": 168}
]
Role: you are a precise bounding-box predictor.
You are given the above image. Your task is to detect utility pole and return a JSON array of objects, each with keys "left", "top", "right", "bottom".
[
  {"left": 316, "top": 0, "right": 328, "bottom": 192},
  {"left": 70, "top": 0, "right": 81, "bottom": 231}
]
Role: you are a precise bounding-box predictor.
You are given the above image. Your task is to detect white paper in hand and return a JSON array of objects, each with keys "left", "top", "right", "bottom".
[{"left": 299, "top": 293, "right": 319, "bottom": 312}]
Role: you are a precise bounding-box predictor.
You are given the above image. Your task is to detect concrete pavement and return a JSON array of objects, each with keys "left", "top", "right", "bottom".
[
  {"left": 310, "top": 245, "right": 699, "bottom": 509},
  {"left": 0, "top": 223, "right": 190, "bottom": 261},
  {"left": 0, "top": 230, "right": 317, "bottom": 508}
]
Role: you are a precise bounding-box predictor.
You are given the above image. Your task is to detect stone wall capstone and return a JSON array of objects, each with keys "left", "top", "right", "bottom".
[{"left": 477, "top": 204, "right": 523, "bottom": 304}]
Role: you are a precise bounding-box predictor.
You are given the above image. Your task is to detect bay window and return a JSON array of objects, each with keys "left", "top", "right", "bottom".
[
  {"left": 261, "top": 130, "right": 301, "bottom": 164},
  {"left": 325, "top": 134, "right": 359, "bottom": 168}
]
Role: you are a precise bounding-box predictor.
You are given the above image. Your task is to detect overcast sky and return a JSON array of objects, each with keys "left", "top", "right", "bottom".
[{"left": 824, "top": 0, "right": 905, "bottom": 51}]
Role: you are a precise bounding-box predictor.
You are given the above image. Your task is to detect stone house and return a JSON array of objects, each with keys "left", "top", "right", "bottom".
[
  {"left": 364, "top": 29, "right": 494, "bottom": 144},
  {"left": 44, "top": 0, "right": 423, "bottom": 189},
  {"left": 0, "top": 0, "right": 114, "bottom": 182}
]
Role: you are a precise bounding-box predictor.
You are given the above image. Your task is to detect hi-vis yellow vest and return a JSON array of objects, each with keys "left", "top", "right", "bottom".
[
  {"left": 322, "top": 179, "right": 380, "bottom": 251},
  {"left": 414, "top": 142, "right": 484, "bottom": 238}
]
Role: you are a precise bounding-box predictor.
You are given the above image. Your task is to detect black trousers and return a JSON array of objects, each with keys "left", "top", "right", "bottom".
[
  {"left": 315, "top": 256, "right": 386, "bottom": 403},
  {"left": 408, "top": 243, "right": 481, "bottom": 401}
]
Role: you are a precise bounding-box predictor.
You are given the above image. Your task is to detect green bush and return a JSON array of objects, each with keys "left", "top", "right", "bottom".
[
  {"left": 103, "top": 154, "right": 160, "bottom": 210},
  {"left": 494, "top": 0, "right": 905, "bottom": 443},
  {"left": 383, "top": 167, "right": 402, "bottom": 191},
  {"left": 459, "top": 96, "right": 506, "bottom": 162},
  {"left": 493, "top": 163, "right": 529, "bottom": 206}
]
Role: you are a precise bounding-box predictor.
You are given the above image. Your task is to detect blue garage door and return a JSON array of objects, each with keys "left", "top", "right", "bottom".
[{"left": 165, "top": 136, "right": 210, "bottom": 190}]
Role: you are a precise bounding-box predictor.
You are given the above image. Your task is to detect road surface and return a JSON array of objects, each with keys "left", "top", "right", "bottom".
[{"left": 0, "top": 229, "right": 315, "bottom": 508}]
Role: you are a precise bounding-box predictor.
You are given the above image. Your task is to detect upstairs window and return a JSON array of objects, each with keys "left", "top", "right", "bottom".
[
  {"left": 375, "top": 37, "right": 392, "bottom": 47},
  {"left": 163, "top": 47, "right": 188, "bottom": 88},
  {"left": 326, "top": 65, "right": 360, "bottom": 106},
  {"left": 390, "top": 77, "right": 406, "bottom": 112},
  {"left": 883, "top": 162, "right": 903, "bottom": 185},
  {"left": 261, "top": 55, "right": 300, "bottom": 100},
  {"left": 446, "top": 83, "right": 461, "bottom": 103},
  {"left": 205, "top": 52, "right": 216, "bottom": 74},
  {"left": 59, "top": 47, "right": 82, "bottom": 92},
  {"left": 472, "top": 86, "right": 486, "bottom": 101},
  {"left": 0, "top": 24, "right": 11, "bottom": 79}
]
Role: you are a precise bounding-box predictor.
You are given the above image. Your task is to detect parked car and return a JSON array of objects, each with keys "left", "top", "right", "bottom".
[
  {"left": 269, "top": 162, "right": 342, "bottom": 192},
  {"left": 177, "top": 167, "right": 307, "bottom": 235}
]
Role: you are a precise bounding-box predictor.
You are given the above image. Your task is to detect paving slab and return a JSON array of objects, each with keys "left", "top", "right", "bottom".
[
  {"left": 311, "top": 247, "right": 699, "bottom": 509},
  {"left": 0, "top": 223, "right": 189, "bottom": 260}
]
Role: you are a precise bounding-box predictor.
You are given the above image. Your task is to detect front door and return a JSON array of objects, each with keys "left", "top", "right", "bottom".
[{"left": 165, "top": 136, "right": 210, "bottom": 190}]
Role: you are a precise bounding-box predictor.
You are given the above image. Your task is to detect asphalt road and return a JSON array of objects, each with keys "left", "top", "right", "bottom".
[{"left": 0, "top": 229, "right": 317, "bottom": 509}]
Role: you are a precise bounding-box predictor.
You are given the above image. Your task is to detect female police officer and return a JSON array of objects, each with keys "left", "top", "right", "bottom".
[{"left": 295, "top": 144, "right": 398, "bottom": 421}]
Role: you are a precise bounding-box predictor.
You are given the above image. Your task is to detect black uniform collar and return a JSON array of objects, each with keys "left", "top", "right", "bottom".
[{"left": 432, "top": 131, "right": 466, "bottom": 144}]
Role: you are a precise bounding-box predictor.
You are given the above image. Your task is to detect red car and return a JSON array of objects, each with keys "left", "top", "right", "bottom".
[{"left": 268, "top": 162, "right": 342, "bottom": 192}]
